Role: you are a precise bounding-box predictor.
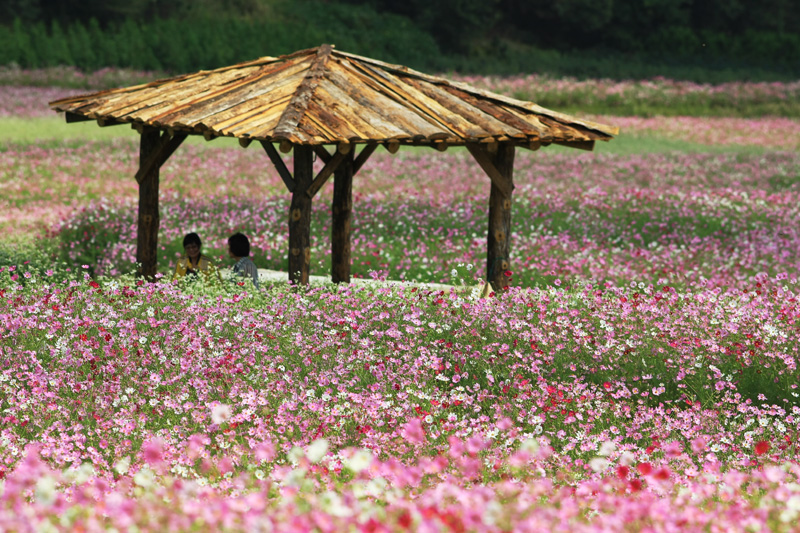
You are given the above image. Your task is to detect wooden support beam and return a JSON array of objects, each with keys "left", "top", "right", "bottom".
[
  {"left": 134, "top": 131, "right": 188, "bottom": 184},
  {"left": 385, "top": 140, "right": 400, "bottom": 154},
  {"left": 97, "top": 118, "right": 124, "bottom": 127},
  {"left": 466, "top": 143, "right": 514, "bottom": 198},
  {"left": 306, "top": 148, "right": 347, "bottom": 198},
  {"left": 136, "top": 127, "right": 162, "bottom": 281},
  {"left": 553, "top": 140, "right": 595, "bottom": 151},
  {"left": 260, "top": 141, "right": 295, "bottom": 193},
  {"left": 65, "top": 112, "right": 92, "bottom": 123},
  {"left": 353, "top": 143, "right": 377, "bottom": 174},
  {"left": 331, "top": 150, "right": 355, "bottom": 284},
  {"left": 485, "top": 144, "right": 516, "bottom": 291},
  {"left": 289, "top": 146, "right": 314, "bottom": 286}
]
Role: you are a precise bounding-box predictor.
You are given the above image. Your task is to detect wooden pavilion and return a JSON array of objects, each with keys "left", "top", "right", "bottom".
[{"left": 49, "top": 45, "right": 617, "bottom": 289}]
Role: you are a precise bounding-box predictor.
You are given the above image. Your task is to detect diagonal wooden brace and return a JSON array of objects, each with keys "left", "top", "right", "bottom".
[
  {"left": 353, "top": 143, "right": 378, "bottom": 174},
  {"left": 313, "top": 145, "right": 333, "bottom": 164},
  {"left": 306, "top": 148, "right": 348, "bottom": 198},
  {"left": 134, "top": 131, "right": 187, "bottom": 184},
  {"left": 261, "top": 140, "right": 296, "bottom": 193},
  {"left": 466, "top": 143, "right": 513, "bottom": 198}
]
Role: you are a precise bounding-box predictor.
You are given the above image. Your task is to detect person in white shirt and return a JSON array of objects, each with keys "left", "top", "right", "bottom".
[{"left": 227, "top": 232, "right": 259, "bottom": 289}]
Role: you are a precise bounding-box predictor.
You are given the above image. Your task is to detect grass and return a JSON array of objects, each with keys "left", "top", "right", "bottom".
[{"left": 1, "top": 117, "right": 243, "bottom": 149}]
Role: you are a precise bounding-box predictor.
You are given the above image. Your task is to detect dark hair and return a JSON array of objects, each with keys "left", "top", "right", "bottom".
[
  {"left": 183, "top": 232, "right": 201, "bottom": 248},
  {"left": 228, "top": 232, "right": 251, "bottom": 257}
]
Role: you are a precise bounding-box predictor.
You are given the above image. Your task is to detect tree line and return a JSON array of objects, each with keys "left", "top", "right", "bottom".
[{"left": 1, "top": 0, "right": 797, "bottom": 78}]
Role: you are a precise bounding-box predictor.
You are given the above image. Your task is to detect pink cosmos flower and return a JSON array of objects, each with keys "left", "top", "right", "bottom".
[
  {"left": 400, "top": 418, "right": 426, "bottom": 445},
  {"left": 187, "top": 434, "right": 208, "bottom": 460},
  {"left": 254, "top": 440, "right": 276, "bottom": 462},
  {"left": 466, "top": 435, "right": 487, "bottom": 456},
  {"left": 691, "top": 437, "right": 707, "bottom": 454},
  {"left": 142, "top": 438, "right": 165, "bottom": 466},
  {"left": 664, "top": 441, "right": 682, "bottom": 457},
  {"left": 496, "top": 417, "right": 513, "bottom": 431},
  {"left": 448, "top": 435, "right": 465, "bottom": 459}
]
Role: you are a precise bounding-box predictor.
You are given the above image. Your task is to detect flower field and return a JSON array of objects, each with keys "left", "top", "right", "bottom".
[{"left": 2, "top": 73, "right": 800, "bottom": 531}]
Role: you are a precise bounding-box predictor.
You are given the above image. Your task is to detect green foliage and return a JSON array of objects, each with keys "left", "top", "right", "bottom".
[
  {"left": 0, "top": 4, "right": 442, "bottom": 74},
  {"left": 55, "top": 208, "right": 126, "bottom": 278},
  {"left": 1, "top": 0, "right": 798, "bottom": 80},
  {"left": 0, "top": 240, "right": 79, "bottom": 285}
]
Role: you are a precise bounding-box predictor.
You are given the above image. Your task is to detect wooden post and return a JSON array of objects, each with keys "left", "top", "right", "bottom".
[
  {"left": 485, "top": 144, "right": 515, "bottom": 291},
  {"left": 331, "top": 150, "right": 354, "bottom": 283},
  {"left": 289, "top": 145, "right": 314, "bottom": 285},
  {"left": 136, "top": 127, "right": 162, "bottom": 280}
]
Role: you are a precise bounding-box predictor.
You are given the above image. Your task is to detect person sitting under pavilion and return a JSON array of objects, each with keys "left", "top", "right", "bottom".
[{"left": 173, "top": 232, "right": 221, "bottom": 283}]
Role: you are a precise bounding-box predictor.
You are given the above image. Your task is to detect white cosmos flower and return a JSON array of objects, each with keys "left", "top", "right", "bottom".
[
  {"left": 598, "top": 441, "right": 616, "bottom": 457},
  {"left": 306, "top": 439, "right": 329, "bottom": 463},
  {"left": 344, "top": 449, "right": 373, "bottom": 473},
  {"left": 134, "top": 467, "right": 155, "bottom": 488},
  {"left": 319, "top": 491, "right": 352, "bottom": 517},
  {"left": 211, "top": 403, "right": 232, "bottom": 424},
  {"left": 589, "top": 457, "right": 609, "bottom": 472},
  {"left": 35, "top": 476, "right": 57, "bottom": 507},
  {"left": 619, "top": 451, "right": 635, "bottom": 466},
  {"left": 115, "top": 456, "right": 131, "bottom": 474},
  {"left": 519, "top": 438, "right": 540, "bottom": 454}
]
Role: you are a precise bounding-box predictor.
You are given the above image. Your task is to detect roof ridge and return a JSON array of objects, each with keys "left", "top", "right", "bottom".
[{"left": 273, "top": 44, "right": 334, "bottom": 142}]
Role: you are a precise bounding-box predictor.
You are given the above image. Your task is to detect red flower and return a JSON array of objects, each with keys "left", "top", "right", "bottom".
[
  {"left": 89, "top": 280, "right": 100, "bottom": 288},
  {"left": 636, "top": 462, "right": 653, "bottom": 476},
  {"left": 603, "top": 381, "right": 612, "bottom": 389},
  {"left": 653, "top": 467, "right": 671, "bottom": 480},
  {"left": 504, "top": 270, "right": 513, "bottom": 277},
  {"left": 616, "top": 465, "right": 630, "bottom": 479},
  {"left": 397, "top": 512, "right": 412, "bottom": 528},
  {"left": 755, "top": 440, "right": 770, "bottom": 455},
  {"left": 629, "top": 479, "right": 642, "bottom": 492}
]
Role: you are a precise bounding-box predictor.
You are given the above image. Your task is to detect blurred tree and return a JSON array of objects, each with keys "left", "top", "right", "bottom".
[
  {"left": 0, "top": 0, "right": 41, "bottom": 24},
  {"left": 690, "top": 0, "right": 746, "bottom": 32},
  {"left": 49, "top": 20, "right": 74, "bottom": 66},
  {"left": 554, "top": 0, "right": 615, "bottom": 33},
  {"left": 341, "top": 0, "right": 501, "bottom": 52}
]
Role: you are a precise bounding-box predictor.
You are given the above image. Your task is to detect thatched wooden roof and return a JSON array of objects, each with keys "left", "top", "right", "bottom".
[{"left": 50, "top": 44, "right": 617, "bottom": 149}]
